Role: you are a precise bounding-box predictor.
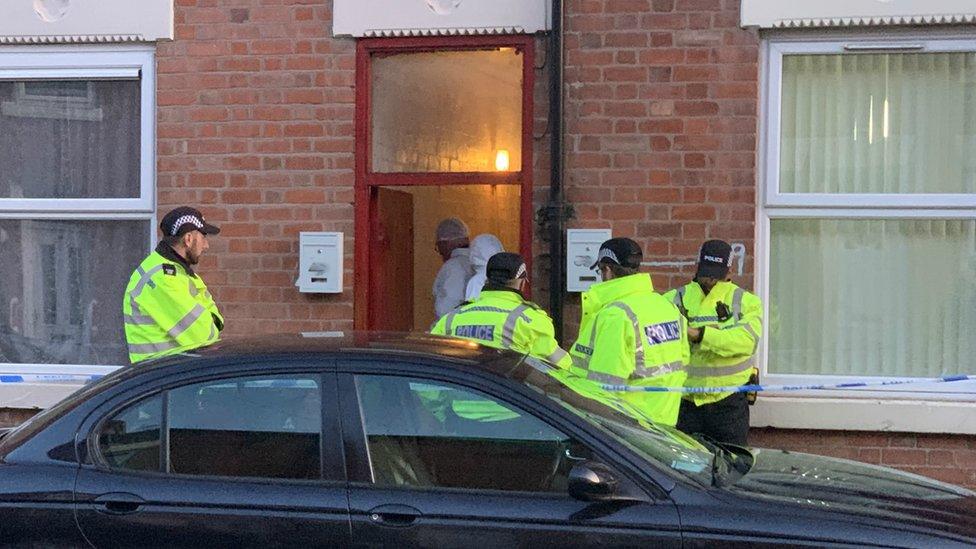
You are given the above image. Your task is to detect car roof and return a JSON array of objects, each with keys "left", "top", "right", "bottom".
[{"left": 133, "top": 331, "right": 526, "bottom": 379}]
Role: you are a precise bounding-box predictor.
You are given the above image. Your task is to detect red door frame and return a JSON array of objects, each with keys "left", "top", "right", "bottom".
[{"left": 354, "top": 35, "right": 536, "bottom": 330}]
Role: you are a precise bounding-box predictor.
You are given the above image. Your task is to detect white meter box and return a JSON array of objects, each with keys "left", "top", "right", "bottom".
[
  {"left": 297, "top": 232, "right": 343, "bottom": 294},
  {"left": 566, "top": 229, "right": 611, "bottom": 293}
]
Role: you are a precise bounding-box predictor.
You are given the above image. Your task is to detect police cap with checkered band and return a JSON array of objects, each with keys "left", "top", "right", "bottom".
[{"left": 160, "top": 206, "right": 221, "bottom": 238}]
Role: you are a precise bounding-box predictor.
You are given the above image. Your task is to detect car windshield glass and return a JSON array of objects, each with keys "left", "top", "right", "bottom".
[{"left": 514, "top": 357, "right": 714, "bottom": 486}]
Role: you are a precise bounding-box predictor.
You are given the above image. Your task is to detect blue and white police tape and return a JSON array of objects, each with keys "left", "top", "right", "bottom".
[
  {"left": 0, "top": 374, "right": 103, "bottom": 384},
  {"left": 600, "top": 374, "right": 976, "bottom": 394}
]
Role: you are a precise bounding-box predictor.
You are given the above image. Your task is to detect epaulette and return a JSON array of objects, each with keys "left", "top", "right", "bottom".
[{"left": 524, "top": 300, "right": 544, "bottom": 311}]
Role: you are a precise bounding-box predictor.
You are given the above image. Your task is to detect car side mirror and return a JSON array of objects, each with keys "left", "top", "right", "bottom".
[{"left": 568, "top": 461, "right": 620, "bottom": 502}]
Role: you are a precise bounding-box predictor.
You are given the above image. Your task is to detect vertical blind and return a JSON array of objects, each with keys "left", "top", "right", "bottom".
[
  {"left": 780, "top": 52, "right": 976, "bottom": 194},
  {"left": 769, "top": 219, "right": 976, "bottom": 377},
  {"left": 772, "top": 51, "right": 976, "bottom": 378}
]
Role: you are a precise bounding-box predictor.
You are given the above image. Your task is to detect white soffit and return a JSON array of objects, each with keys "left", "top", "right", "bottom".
[
  {"left": 0, "top": 0, "right": 174, "bottom": 44},
  {"left": 333, "top": 0, "right": 550, "bottom": 37},
  {"left": 741, "top": 0, "right": 976, "bottom": 29}
]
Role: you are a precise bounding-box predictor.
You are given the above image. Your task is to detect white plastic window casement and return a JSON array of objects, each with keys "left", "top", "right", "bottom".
[
  {"left": 0, "top": 46, "right": 156, "bottom": 407},
  {"left": 755, "top": 34, "right": 976, "bottom": 434}
]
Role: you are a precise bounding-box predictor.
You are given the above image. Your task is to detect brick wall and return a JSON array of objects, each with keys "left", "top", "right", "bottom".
[
  {"left": 553, "top": 0, "right": 758, "bottom": 335},
  {"left": 158, "top": 0, "right": 356, "bottom": 337},
  {"left": 752, "top": 428, "right": 976, "bottom": 490}
]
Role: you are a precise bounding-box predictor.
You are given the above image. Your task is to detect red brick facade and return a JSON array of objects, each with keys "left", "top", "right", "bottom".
[
  {"left": 158, "top": 0, "right": 357, "bottom": 336},
  {"left": 7, "top": 0, "right": 968, "bottom": 489}
]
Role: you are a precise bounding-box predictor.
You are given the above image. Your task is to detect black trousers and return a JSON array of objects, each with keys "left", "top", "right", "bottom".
[{"left": 676, "top": 392, "right": 750, "bottom": 447}]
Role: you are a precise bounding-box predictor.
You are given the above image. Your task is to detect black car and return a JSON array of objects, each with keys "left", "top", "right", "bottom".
[{"left": 1, "top": 333, "right": 974, "bottom": 548}]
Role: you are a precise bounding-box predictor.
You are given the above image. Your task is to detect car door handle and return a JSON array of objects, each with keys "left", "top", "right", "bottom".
[
  {"left": 367, "top": 504, "right": 421, "bottom": 527},
  {"left": 93, "top": 492, "right": 146, "bottom": 515}
]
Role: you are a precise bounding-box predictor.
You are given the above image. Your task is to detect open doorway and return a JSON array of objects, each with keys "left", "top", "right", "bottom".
[
  {"left": 355, "top": 35, "right": 535, "bottom": 331},
  {"left": 371, "top": 184, "right": 521, "bottom": 331}
]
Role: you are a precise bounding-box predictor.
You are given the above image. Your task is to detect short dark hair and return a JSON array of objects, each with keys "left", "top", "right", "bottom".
[
  {"left": 484, "top": 279, "right": 522, "bottom": 293},
  {"left": 161, "top": 234, "right": 184, "bottom": 248},
  {"left": 603, "top": 263, "right": 640, "bottom": 278}
]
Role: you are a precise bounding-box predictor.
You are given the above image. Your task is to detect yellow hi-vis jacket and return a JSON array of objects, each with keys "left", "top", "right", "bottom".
[
  {"left": 123, "top": 249, "right": 223, "bottom": 364},
  {"left": 663, "top": 281, "right": 762, "bottom": 406},
  {"left": 430, "top": 289, "right": 572, "bottom": 422},
  {"left": 431, "top": 289, "right": 572, "bottom": 368},
  {"left": 568, "top": 273, "right": 689, "bottom": 426}
]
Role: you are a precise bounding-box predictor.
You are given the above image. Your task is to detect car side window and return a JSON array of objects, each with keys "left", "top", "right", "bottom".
[
  {"left": 167, "top": 375, "right": 322, "bottom": 480},
  {"left": 355, "top": 375, "right": 591, "bottom": 493},
  {"left": 98, "top": 393, "right": 163, "bottom": 472}
]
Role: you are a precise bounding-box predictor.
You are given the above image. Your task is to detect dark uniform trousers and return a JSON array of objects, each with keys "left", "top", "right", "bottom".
[{"left": 676, "top": 392, "right": 750, "bottom": 447}]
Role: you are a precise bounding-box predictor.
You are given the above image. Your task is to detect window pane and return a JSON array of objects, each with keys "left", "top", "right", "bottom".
[
  {"left": 167, "top": 376, "right": 321, "bottom": 480},
  {"left": 371, "top": 49, "right": 523, "bottom": 173},
  {"left": 780, "top": 53, "right": 976, "bottom": 194},
  {"left": 0, "top": 219, "right": 149, "bottom": 365},
  {"left": 99, "top": 394, "right": 162, "bottom": 472},
  {"left": 356, "top": 375, "right": 583, "bottom": 492},
  {"left": 0, "top": 79, "right": 141, "bottom": 198},
  {"left": 769, "top": 219, "right": 976, "bottom": 376}
]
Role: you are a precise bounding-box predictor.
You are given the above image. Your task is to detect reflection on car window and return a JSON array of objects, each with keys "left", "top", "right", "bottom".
[
  {"left": 98, "top": 394, "right": 162, "bottom": 472},
  {"left": 517, "top": 357, "right": 714, "bottom": 486},
  {"left": 356, "top": 375, "right": 591, "bottom": 492},
  {"left": 167, "top": 375, "right": 321, "bottom": 480}
]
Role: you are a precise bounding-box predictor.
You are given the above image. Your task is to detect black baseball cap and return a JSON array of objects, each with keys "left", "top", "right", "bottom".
[
  {"left": 160, "top": 206, "right": 221, "bottom": 237},
  {"left": 696, "top": 239, "right": 733, "bottom": 279},
  {"left": 486, "top": 252, "right": 528, "bottom": 284},
  {"left": 590, "top": 237, "right": 643, "bottom": 269}
]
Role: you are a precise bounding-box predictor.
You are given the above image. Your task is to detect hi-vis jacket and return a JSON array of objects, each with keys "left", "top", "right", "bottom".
[
  {"left": 663, "top": 281, "right": 762, "bottom": 406},
  {"left": 431, "top": 289, "right": 571, "bottom": 368},
  {"left": 123, "top": 245, "right": 223, "bottom": 363},
  {"left": 568, "top": 273, "right": 689, "bottom": 426}
]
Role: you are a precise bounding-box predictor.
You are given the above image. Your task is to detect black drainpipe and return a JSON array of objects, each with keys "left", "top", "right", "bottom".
[{"left": 547, "top": 0, "right": 566, "bottom": 341}]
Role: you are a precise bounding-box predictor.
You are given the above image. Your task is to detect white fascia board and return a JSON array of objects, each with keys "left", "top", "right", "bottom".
[
  {"left": 0, "top": 0, "right": 174, "bottom": 44},
  {"left": 742, "top": 0, "right": 976, "bottom": 29},
  {"left": 752, "top": 397, "right": 976, "bottom": 434},
  {"left": 333, "top": 0, "right": 549, "bottom": 37}
]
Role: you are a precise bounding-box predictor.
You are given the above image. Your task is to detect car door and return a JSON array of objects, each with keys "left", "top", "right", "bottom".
[
  {"left": 73, "top": 368, "right": 350, "bottom": 548},
  {"left": 338, "top": 363, "right": 682, "bottom": 547}
]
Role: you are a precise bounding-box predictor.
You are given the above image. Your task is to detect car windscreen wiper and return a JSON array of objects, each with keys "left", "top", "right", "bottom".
[{"left": 691, "top": 434, "right": 747, "bottom": 487}]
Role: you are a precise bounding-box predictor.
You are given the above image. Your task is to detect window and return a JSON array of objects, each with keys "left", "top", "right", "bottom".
[
  {"left": 96, "top": 375, "right": 323, "bottom": 480},
  {"left": 0, "top": 48, "right": 155, "bottom": 368},
  {"left": 760, "top": 38, "right": 976, "bottom": 402},
  {"left": 98, "top": 393, "right": 162, "bottom": 472},
  {"left": 356, "top": 375, "right": 587, "bottom": 492},
  {"left": 371, "top": 48, "right": 523, "bottom": 173},
  {"left": 167, "top": 375, "right": 322, "bottom": 480}
]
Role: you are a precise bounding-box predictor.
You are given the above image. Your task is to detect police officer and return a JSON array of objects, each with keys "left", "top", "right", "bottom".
[
  {"left": 431, "top": 252, "right": 570, "bottom": 368},
  {"left": 122, "top": 206, "right": 224, "bottom": 364},
  {"left": 665, "top": 239, "right": 763, "bottom": 446},
  {"left": 568, "top": 238, "right": 689, "bottom": 426}
]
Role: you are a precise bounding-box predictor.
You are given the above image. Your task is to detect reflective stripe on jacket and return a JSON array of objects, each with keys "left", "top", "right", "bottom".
[
  {"left": 568, "top": 273, "right": 689, "bottom": 427},
  {"left": 431, "top": 289, "right": 571, "bottom": 368},
  {"left": 663, "top": 281, "right": 762, "bottom": 406},
  {"left": 122, "top": 251, "right": 223, "bottom": 363}
]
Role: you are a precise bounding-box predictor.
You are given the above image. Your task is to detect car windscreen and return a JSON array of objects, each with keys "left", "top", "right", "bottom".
[{"left": 513, "top": 356, "right": 714, "bottom": 486}]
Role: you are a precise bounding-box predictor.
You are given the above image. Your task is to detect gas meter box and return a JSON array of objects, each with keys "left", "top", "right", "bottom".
[
  {"left": 296, "top": 232, "right": 343, "bottom": 294},
  {"left": 566, "top": 229, "right": 612, "bottom": 292}
]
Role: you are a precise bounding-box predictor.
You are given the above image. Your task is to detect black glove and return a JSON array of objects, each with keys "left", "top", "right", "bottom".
[{"left": 716, "top": 302, "right": 732, "bottom": 322}]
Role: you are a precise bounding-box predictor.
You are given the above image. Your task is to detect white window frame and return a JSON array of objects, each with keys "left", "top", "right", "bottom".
[
  {"left": 0, "top": 45, "right": 155, "bottom": 403},
  {"left": 755, "top": 32, "right": 976, "bottom": 434}
]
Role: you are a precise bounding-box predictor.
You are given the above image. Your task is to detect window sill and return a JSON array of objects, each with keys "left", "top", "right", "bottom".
[
  {"left": 0, "top": 382, "right": 81, "bottom": 410},
  {"left": 751, "top": 395, "right": 976, "bottom": 434}
]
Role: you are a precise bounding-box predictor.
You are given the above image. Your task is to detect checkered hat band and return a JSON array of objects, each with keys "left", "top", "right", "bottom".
[
  {"left": 170, "top": 215, "right": 203, "bottom": 235},
  {"left": 598, "top": 248, "right": 620, "bottom": 264},
  {"left": 515, "top": 263, "right": 527, "bottom": 279}
]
